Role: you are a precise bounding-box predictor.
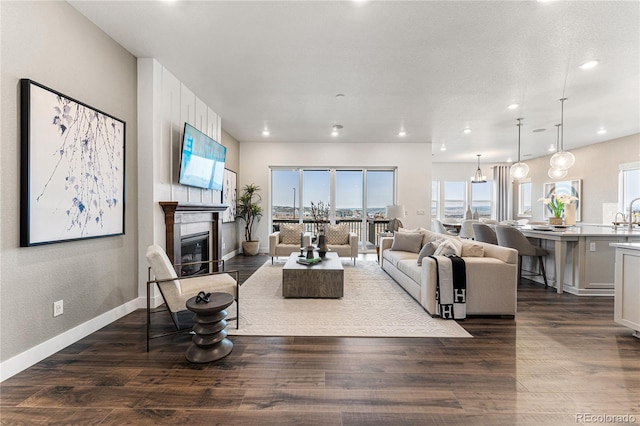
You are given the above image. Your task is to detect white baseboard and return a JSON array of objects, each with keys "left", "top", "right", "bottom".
[{"left": 0, "top": 297, "right": 145, "bottom": 382}]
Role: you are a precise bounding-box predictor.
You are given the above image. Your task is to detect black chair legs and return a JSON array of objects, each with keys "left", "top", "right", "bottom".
[
  {"left": 538, "top": 256, "right": 548, "bottom": 287},
  {"left": 518, "top": 255, "right": 548, "bottom": 287}
]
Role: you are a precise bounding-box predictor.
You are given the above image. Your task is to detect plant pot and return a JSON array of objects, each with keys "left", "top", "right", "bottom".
[
  {"left": 242, "top": 241, "right": 260, "bottom": 256},
  {"left": 548, "top": 217, "right": 563, "bottom": 226}
]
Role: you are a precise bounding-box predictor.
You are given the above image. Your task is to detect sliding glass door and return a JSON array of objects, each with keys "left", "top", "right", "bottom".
[{"left": 271, "top": 167, "right": 396, "bottom": 252}]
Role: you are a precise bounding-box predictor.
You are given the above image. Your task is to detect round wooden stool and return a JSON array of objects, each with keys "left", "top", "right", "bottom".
[{"left": 185, "top": 292, "right": 234, "bottom": 363}]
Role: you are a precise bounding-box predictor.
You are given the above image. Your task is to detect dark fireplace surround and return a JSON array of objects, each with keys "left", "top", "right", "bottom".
[{"left": 159, "top": 202, "right": 228, "bottom": 275}]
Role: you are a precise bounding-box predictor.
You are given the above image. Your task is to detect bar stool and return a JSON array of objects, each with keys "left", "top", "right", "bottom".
[
  {"left": 472, "top": 223, "right": 498, "bottom": 245},
  {"left": 495, "top": 225, "right": 549, "bottom": 287}
]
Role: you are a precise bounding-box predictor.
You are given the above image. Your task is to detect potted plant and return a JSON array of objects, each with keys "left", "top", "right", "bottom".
[
  {"left": 539, "top": 193, "right": 578, "bottom": 225},
  {"left": 236, "top": 183, "right": 263, "bottom": 255}
]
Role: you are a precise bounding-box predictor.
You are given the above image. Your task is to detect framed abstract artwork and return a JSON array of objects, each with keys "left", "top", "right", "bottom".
[
  {"left": 221, "top": 168, "right": 237, "bottom": 223},
  {"left": 20, "top": 79, "right": 126, "bottom": 246},
  {"left": 542, "top": 179, "right": 582, "bottom": 221}
]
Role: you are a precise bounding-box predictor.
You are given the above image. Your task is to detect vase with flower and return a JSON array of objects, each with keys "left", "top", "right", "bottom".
[{"left": 539, "top": 193, "right": 578, "bottom": 226}]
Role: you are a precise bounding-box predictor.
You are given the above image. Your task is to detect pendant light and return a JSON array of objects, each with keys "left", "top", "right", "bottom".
[
  {"left": 549, "top": 97, "right": 575, "bottom": 169},
  {"left": 471, "top": 154, "right": 487, "bottom": 183},
  {"left": 510, "top": 118, "right": 529, "bottom": 179},
  {"left": 548, "top": 123, "right": 568, "bottom": 179}
]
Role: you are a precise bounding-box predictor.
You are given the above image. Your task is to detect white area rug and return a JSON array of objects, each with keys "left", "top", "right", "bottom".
[{"left": 227, "top": 260, "right": 471, "bottom": 338}]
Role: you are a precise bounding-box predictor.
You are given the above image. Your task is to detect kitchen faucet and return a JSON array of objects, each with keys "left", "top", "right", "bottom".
[{"left": 629, "top": 198, "right": 640, "bottom": 233}]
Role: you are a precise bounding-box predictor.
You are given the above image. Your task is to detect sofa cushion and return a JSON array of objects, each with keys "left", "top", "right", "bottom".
[
  {"left": 280, "top": 223, "right": 304, "bottom": 244},
  {"left": 383, "top": 249, "right": 418, "bottom": 268},
  {"left": 397, "top": 259, "right": 422, "bottom": 284},
  {"left": 433, "top": 238, "right": 463, "bottom": 256},
  {"left": 417, "top": 240, "right": 440, "bottom": 266},
  {"left": 461, "top": 240, "right": 485, "bottom": 257},
  {"left": 391, "top": 231, "right": 423, "bottom": 253},
  {"left": 325, "top": 223, "right": 350, "bottom": 245}
]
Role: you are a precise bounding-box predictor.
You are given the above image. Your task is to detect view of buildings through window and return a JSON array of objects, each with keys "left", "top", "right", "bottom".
[
  {"left": 433, "top": 180, "right": 493, "bottom": 219},
  {"left": 271, "top": 169, "right": 395, "bottom": 241}
]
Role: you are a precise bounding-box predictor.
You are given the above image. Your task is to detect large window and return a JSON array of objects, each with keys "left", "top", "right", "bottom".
[
  {"left": 432, "top": 179, "right": 493, "bottom": 220},
  {"left": 431, "top": 181, "right": 439, "bottom": 218},
  {"left": 335, "top": 170, "right": 363, "bottom": 220},
  {"left": 271, "top": 169, "right": 299, "bottom": 221},
  {"left": 271, "top": 167, "right": 396, "bottom": 251},
  {"left": 302, "top": 170, "right": 330, "bottom": 222},
  {"left": 366, "top": 170, "right": 394, "bottom": 219},
  {"left": 443, "top": 181, "right": 466, "bottom": 219},
  {"left": 471, "top": 181, "right": 492, "bottom": 219},
  {"left": 619, "top": 161, "right": 640, "bottom": 218},
  {"left": 518, "top": 179, "right": 532, "bottom": 217}
]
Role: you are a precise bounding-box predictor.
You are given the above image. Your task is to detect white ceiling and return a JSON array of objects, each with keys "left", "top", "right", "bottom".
[{"left": 69, "top": 0, "right": 639, "bottom": 163}]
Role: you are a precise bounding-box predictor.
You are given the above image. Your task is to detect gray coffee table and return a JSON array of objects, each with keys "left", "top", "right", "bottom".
[{"left": 282, "top": 251, "right": 344, "bottom": 298}]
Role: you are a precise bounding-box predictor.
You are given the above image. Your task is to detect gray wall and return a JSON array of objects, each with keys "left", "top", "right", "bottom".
[
  {"left": 512, "top": 133, "right": 639, "bottom": 223},
  {"left": 0, "top": 2, "right": 138, "bottom": 362}
]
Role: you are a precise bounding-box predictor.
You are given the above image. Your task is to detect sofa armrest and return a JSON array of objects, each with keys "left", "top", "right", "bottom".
[
  {"left": 268, "top": 232, "right": 281, "bottom": 256},
  {"left": 379, "top": 236, "right": 394, "bottom": 267},
  {"left": 348, "top": 232, "right": 358, "bottom": 257}
]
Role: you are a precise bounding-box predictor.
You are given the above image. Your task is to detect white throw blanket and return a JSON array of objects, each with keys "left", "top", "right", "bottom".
[{"left": 429, "top": 255, "right": 467, "bottom": 320}]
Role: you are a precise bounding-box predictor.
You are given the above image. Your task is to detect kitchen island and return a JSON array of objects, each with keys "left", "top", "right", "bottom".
[
  {"left": 610, "top": 243, "right": 640, "bottom": 338},
  {"left": 518, "top": 225, "right": 640, "bottom": 295}
]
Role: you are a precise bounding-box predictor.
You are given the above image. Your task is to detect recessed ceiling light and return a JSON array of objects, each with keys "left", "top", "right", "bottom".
[
  {"left": 506, "top": 157, "right": 513, "bottom": 163},
  {"left": 331, "top": 124, "right": 343, "bottom": 137},
  {"left": 398, "top": 130, "right": 407, "bottom": 137},
  {"left": 463, "top": 128, "right": 471, "bottom": 134},
  {"left": 440, "top": 144, "right": 446, "bottom": 151},
  {"left": 262, "top": 129, "right": 270, "bottom": 136},
  {"left": 597, "top": 128, "right": 607, "bottom": 135},
  {"left": 532, "top": 128, "right": 547, "bottom": 133},
  {"left": 548, "top": 144, "right": 556, "bottom": 152},
  {"left": 507, "top": 103, "right": 519, "bottom": 110},
  {"left": 335, "top": 93, "right": 345, "bottom": 99},
  {"left": 579, "top": 60, "right": 599, "bottom": 69}
]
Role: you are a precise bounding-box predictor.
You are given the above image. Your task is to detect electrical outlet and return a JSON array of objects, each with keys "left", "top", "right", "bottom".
[
  {"left": 53, "top": 300, "right": 63, "bottom": 317},
  {"left": 590, "top": 242, "right": 596, "bottom": 252}
]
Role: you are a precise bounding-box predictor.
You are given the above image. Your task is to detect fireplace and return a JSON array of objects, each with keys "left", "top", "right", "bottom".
[
  {"left": 159, "top": 202, "right": 228, "bottom": 274},
  {"left": 180, "top": 232, "right": 210, "bottom": 277}
]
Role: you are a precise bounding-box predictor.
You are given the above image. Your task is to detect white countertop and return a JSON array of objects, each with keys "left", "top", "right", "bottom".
[
  {"left": 610, "top": 242, "right": 640, "bottom": 251},
  {"left": 519, "top": 225, "right": 640, "bottom": 237}
]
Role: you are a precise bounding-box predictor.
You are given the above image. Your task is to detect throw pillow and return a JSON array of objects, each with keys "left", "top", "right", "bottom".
[
  {"left": 280, "top": 223, "right": 304, "bottom": 244},
  {"left": 461, "top": 241, "right": 485, "bottom": 257},
  {"left": 417, "top": 241, "right": 440, "bottom": 266},
  {"left": 433, "top": 238, "right": 463, "bottom": 257},
  {"left": 325, "top": 223, "right": 350, "bottom": 245},
  {"left": 390, "top": 231, "right": 423, "bottom": 253},
  {"left": 398, "top": 227, "right": 433, "bottom": 246}
]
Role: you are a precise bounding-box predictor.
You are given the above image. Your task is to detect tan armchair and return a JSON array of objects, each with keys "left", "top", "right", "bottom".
[
  {"left": 269, "top": 223, "right": 311, "bottom": 263},
  {"left": 145, "top": 244, "right": 239, "bottom": 351},
  {"left": 324, "top": 223, "right": 359, "bottom": 265}
]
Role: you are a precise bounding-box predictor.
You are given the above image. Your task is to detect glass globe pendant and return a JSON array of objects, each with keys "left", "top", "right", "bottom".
[
  {"left": 511, "top": 162, "right": 530, "bottom": 179},
  {"left": 510, "top": 118, "right": 529, "bottom": 179},
  {"left": 549, "top": 98, "right": 575, "bottom": 170},
  {"left": 548, "top": 166, "right": 568, "bottom": 179},
  {"left": 550, "top": 150, "right": 575, "bottom": 169}
]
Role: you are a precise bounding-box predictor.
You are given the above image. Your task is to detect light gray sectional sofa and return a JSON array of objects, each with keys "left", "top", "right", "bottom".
[{"left": 379, "top": 228, "right": 518, "bottom": 317}]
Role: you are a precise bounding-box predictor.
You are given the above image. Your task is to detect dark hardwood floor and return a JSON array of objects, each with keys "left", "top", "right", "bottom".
[{"left": 1, "top": 254, "right": 639, "bottom": 425}]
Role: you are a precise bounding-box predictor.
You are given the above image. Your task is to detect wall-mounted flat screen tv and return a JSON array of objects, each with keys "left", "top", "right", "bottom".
[{"left": 179, "top": 123, "right": 226, "bottom": 191}]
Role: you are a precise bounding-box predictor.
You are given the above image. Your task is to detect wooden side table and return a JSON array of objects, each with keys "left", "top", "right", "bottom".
[{"left": 185, "top": 292, "right": 234, "bottom": 363}]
